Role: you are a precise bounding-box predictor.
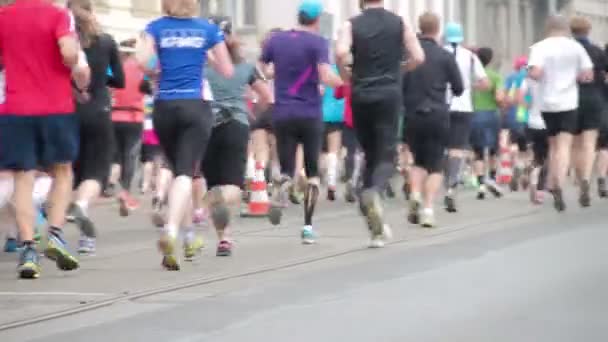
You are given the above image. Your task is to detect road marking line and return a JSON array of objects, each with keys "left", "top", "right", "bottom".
[{"left": 0, "top": 292, "right": 108, "bottom": 297}]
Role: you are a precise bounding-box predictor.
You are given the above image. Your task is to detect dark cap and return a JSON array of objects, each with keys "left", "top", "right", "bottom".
[{"left": 209, "top": 16, "right": 233, "bottom": 35}]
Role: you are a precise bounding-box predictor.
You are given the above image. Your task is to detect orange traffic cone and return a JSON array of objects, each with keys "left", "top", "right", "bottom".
[
  {"left": 241, "top": 162, "right": 270, "bottom": 217},
  {"left": 497, "top": 147, "right": 513, "bottom": 185}
]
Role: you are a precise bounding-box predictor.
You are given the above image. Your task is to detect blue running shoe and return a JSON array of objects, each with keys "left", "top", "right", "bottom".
[
  {"left": 4, "top": 238, "right": 18, "bottom": 253},
  {"left": 301, "top": 226, "right": 317, "bottom": 245},
  {"left": 18, "top": 246, "right": 41, "bottom": 279},
  {"left": 78, "top": 236, "right": 96, "bottom": 256},
  {"left": 45, "top": 232, "right": 79, "bottom": 271}
]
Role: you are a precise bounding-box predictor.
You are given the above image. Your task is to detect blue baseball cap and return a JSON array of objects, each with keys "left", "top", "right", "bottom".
[
  {"left": 445, "top": 22, "right": 464, "bottom": 44},
  {"left": 298, "top": 0, "right": 323, "bottom": 20}
]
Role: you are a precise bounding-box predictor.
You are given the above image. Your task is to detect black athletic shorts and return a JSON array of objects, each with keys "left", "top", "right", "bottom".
[
  {"left": 577, "top": 91, "right": 605, "bottom": 133},
  {"left": 542, "top": 110, "right": 578, "bottom": 137},
  {"left": 509, "top": 126, "right": 528, "bottom": 152},
  {"left": 74, "top": 106, "right": 114, "bottom": 186},
  {"left": 527, "top": 128, "right": 548, "bottom": 166},
  {"left": 322, "top": 122, "right": 343, "bottom": 152},
  {"left": 141, "top": 144, "right": 162, "bottom": 163},
  {"left": 202, "top": 120, "right": 249, "bottom": 188},
  {"left": 250, "top": 105, "right": 273, "bottom": 132},
  {"left": 153, "top": 99, "right": 213, "bottom": 177},
  {"left": 273, "top": 117, "right": 323, "bottom": 178},
  {"left": 406, "top": 110, "right": 449, "bottom": 174},
  {"left": 0, "top": 113, "right": 79, "bottom": 171},
  {"left": 448, "top": 111, "right": 473, "bottom": 149}
]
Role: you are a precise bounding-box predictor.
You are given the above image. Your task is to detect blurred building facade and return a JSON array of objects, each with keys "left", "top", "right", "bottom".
[{"left": 51, "top": 0, "right": 608, "bottom": 71}]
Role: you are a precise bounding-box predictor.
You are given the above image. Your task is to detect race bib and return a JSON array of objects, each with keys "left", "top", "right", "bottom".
[{"left": 144, "top": 118, "right": 153, "bottom": 130}]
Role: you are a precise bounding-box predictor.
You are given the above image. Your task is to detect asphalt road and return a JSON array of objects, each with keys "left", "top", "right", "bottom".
[{"left": 0, "top": 190, "right": 607, "bottom": 342}]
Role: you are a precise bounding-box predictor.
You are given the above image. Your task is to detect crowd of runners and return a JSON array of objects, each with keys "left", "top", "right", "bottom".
[{"left": 0, "top": 0, "right": 607, "bottom": 279}]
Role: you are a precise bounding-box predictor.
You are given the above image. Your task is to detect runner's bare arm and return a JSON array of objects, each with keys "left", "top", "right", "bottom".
[
  {"left": 59, "top": 36, "right": 90, "bottom": 90},
  {"left": 208, "top": 41, "right": 234, "bottom": 78},
  {"left": 135, "top": 32, "right": 158, "bottom": 75},
  {"left": 335, "top": 21, "right": 353, "bottom": 81},
  {"left": 402, "top": 19, "right": 424, "bottom": 70}
]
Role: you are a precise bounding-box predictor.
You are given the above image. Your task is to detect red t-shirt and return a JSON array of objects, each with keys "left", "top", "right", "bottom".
[{"left": 0, "top": 0, "right": 75, "bottom": 115}]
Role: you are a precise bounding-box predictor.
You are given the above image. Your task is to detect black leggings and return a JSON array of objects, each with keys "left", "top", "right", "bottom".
[
  {"left": 74, "top": 106, "right": 114, "bottom": 187},
  {"left": 352, "top": 95, "right": 400, "bottom": 191},
  {"left": 153, "top": 99, "right": 213, "bottom": 178},
  {"left": 112, "top": 122, "right": 142, "bottom": 191},
  {"left": 273, "top": 117, "right": 322, "bottom": 179},
  {"left": 342, "top": 126, "right": 360, "bottom": 180}
]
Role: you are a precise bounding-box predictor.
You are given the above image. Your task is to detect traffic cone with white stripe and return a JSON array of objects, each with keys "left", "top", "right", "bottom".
[
  {"left": 497, "top": 147, "right": 513, "bottom": 185},
  {"left": 241, "top": 162, "right": 270, "bottom": 217}
]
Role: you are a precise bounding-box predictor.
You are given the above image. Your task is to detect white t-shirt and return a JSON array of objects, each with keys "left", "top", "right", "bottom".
[
  {"left": 522, "top": 79, "right": 546, "bottom": 130},
  {"left": 528, "top": 36, "right": 593, "bottom": 113},
  {"left": 202, "top": 78, "right": 213, "bottom": 101},
  {"left": 445, "top": 45, "right": 487, "bottom": 113}
]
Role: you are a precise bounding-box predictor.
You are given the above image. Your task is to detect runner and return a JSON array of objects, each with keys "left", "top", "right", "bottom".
[
  {"left": 471, "top": 47, "right": 505, "bottom": 200},
  {"left": 136, "top": 0, "right": 233, "bottom": 270},
  {"left": 442, "top": 22, "right": 489, "bottom": 213},
  {"left": 260, "top": 0, "right": 342, "bottom": 244},
  {"left": 523, "top": 77, "right": 549, "bottom": 204},
  {"left": 570, "top": 16, "right": 607, "bottom": 207},
  {"left": 107, "top": 39, "right": 146, "bottom": 216},
  {"left": 321, "top": 63, "right": 345, "bottom": 201},
  {"left": 203, "top": 16, "right": 272, "bottom": 257},
  {"left": 598, "top": 44, "right": 608, "bottom": 199},
  {"left": 504, "top": 55, "right": 532, "bottom": 192},
  {"left": 0, "top": 0, "right": 90, "bottom": 278},
  {"left": 69, "top": 0, "right": 124, "bottom": 255},
  {"left": 403, "top": 12, "right": 463, "bottom": 228},
  {"left": 249, "top": 28, "right": 281, "bottom": 193},
  {"left": 336, "top": 0, "right": 424, "bottom": 247},
  {"left": 527, "top": 15, "right": 593, "bottom": 212}
]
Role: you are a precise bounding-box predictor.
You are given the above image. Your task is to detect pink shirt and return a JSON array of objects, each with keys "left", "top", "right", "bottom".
[{"left": 112, "top": 57, "right": 145, "bottom": 123}]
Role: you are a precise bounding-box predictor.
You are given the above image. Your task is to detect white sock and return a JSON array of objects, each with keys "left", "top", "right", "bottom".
[
  {"left": 0, "top": 178, "right": 14, "bottom": 209},
  {"left": 75, "top": 200, "right": 89, "bottom": 215},
  {"left": 33, "top": 176, "right": 52, "bottom": 208},
  {"left": 246, "top": 156, "right": 255, "bottom": 180},
  {"left": 326, "top": 153, "right": 338, "bottom": 188},
  {"left": 166, "top": 175, "right": 192, "bottom": 239}
]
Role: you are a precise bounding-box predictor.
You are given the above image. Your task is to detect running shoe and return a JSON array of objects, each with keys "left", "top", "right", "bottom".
[
  {"left": 477, "top": 184, "right": 487, "bottom": 200},
  {"left": 184, "top": 235, "right": 204, "bottom": 261},
  {"left": 269, "top": 178, "right": 290, "bottom": 226},
  {"left": 420, "top": 209, "right": 436, "bottom": 228},
  {"left": 289, "top": 185, "right": 304, "bottom": 205},
  {"left": 444, "top": 194, "right": 457, "bottom": 213},
  {"left": 158, "top": 234, "right": 179, "bottom": 271},
  {"left": 579, "top": 180, "right": 591, "bottom": 208},
  {"left": 301, "top": 226, "right": 317, "bottom": 245},
  {"left": 118, "top": 192, "right": 140, "bottom": 217},
  {"left": 151, "top": 197, "right": 165, "bottom": 228},
  {"left": 327, "top": 188, "right": 336, "bottom": 202},
  {"left": 510, "top": 167, "right": 522, "bottom": 192},
  {"left": 103, "top": 184, "right": 117, "bottom": 198},
  {"left": 18, "top": 245, "right": 41, "bottom": 279},
  {"left": 344, "top": 183, "right": 357, "bottom": 203},
  {"left": 599, "top": 178, "right": 608, "bottom": 198},
  {"left": 216, "top": 240, "right": 233, "bottom": 257},
  {"left": 369, "top": 224, "right": 392, "bottom": 248},
  {"left": 72, "top": 204, "right": 96, "bottom": 239},
  {"left": 361, "top": 190, "right": 388, "bottom": 248},
  {"left": 485, "top": 179, "right": 504, "bottom": 198},
  {"left": 44, "top": 231, "right": 79, "bottom": 271},
  {"left": 4, "top": 238, "right": 18, "bottom": 253},
  {"left": 385, "top": 183, "right": 396, "bottom": 199},
  {"left": 407, "top": 196, "right": 421, "bottom": 224},
  {"left": 551, "top": 188, "right": 566, "bottom": 212},
  {"left": 77, "top": 237, "right": 96, "bottom": 256},
  {"left": 192, "top": 208, "right": 209, "bottom": 227},
  {"left": 66, "top": 203, "right": 77, "bottom": 223}
]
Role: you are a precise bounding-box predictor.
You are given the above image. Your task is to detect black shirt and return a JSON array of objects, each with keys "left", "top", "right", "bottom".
[
  {"left": 350, "top": 8, "right": 404, "bottom": 98},
  {"left": 402, "top": 37, "right": 463, "bottom": 114},
  {"left": 577, "top": 38, "right": 607, "bottom": 98},
  {"left": 78, "top": 33, "right": 124, "bottom": 112}
]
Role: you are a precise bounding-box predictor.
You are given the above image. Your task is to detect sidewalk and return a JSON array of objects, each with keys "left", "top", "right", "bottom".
[{"left": 0, "top": 191, "right": 541, "bottom": 330}]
